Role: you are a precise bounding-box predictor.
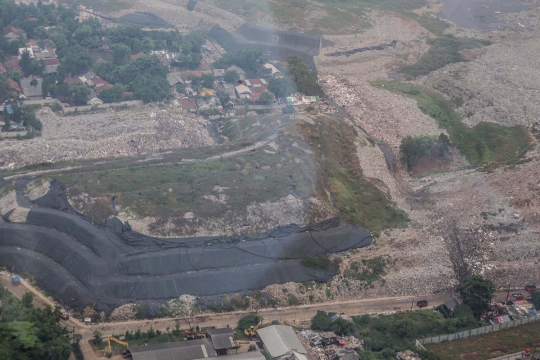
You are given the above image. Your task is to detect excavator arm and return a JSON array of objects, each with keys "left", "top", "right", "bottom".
[{"left": 106, "top": 336, "right": 129, "bottom": 358}]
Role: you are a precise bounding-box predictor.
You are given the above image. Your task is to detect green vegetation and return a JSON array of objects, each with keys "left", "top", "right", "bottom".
[
  {"left": 401, "top": 35, "right": 491, "bottom": 78},
  {"left": 55, "top": 115, "right": 319, "bottom": 226},
  {"left": 237, "top": 314, "right": 263, "bottom": 331},
  {"left": 300, "top": 116, "right": 409, "bottom": 231},
  {"left": 0, "top": 286, "right": 72, "bottom": 360},
  {"left": 287, "top": 55, "right": 323, "bottom": 96},
  {"left": 457, "top": 275, "right": 495, "bottom": 319},
  {"left": 426, "top": 320, "right": 540, "bottom": 360},
  {"left": 372, "top": 81, "right": 533, "bottom": 168},
  {"left": 213, "top": 47, "right": 267, "bottom": 78},
  {"left": 400, "top": 134, "right": 450, "bottom": 170},
  {"left": 311, "top": 306, "right": 478, "bottom": 360},
  {"left": 311, "top": 311, "right": 355, "bottom": 335},
  {"left": 301, "top": 255, "right": 330, "bottom": 270},
  {"left": 2, "top": 105, "right": 43, "bottom": 132},
  {"left": 345, "top": 256, "right": 387, "bottom": 285}
]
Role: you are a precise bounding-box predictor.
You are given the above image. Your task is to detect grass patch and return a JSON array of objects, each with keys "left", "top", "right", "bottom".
[
  {"left": 345, "top": 256, "right": 387, "bottom": 284},
  {"left": 301, "top": 255, "right": 330, "bottom": 270},
  {"left": 401, "top": 35, "right": 491, "bottom": 78},
  {"left": 426, "top": 320, "right": 540, "bottom": 360},
  {"left": 54, "top": 115, "right": 320, "bottom": 228},
  {"left": 409, "top": 14, "right": 451, "bottom": 36},
  {"left": 372, "top": 81, "right": 533, "bottom": 168},
  {"left": 300, "top": 116, "right": 409, "bottom": 231}
]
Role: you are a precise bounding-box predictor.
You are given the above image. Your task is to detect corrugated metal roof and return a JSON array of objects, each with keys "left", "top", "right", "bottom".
[
  {"left": 130, "top": 338, "right": 215, "bottom": 360},
  {"left": 193, "top": 351, "right": 266, "bottom": 360},
  {"left": 257, "top": 325, "right": 306, "bottom": 358},
  {"left": 210, "top": 333, "right": 235, "bottom": 350}
]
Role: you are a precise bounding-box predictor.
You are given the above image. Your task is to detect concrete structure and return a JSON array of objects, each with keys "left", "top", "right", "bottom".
[
  {"left": 213, "top": 69, "right": 225, "bottom": 78},
  {"left": 20, "top": 77, "right": 43, "bottom": 98},
  {"left": 257, "top": 325, "right": 307, "bottom": 360}
]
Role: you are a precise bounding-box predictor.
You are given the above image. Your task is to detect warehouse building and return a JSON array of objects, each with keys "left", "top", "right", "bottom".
[{"left": 257, "top": 325, "right": 307, "bottom": 360}]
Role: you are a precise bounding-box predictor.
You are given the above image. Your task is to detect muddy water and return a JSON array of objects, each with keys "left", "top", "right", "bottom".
[{"left": 438, "top": 0, "right": 533, "bottom": 29}]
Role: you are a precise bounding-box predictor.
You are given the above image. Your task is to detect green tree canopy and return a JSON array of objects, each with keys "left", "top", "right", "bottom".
[
  {"left": 223, "top": 70, "right": 239, "bottom": 84},
  {"left": 457, "top": 275, "right": 495, "bottom": 318}
]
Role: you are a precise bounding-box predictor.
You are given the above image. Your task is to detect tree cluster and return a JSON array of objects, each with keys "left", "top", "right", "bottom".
[
  {"left": 286, "top": 55, "right": 323, "bottom": 96},
  {"left": 212, "top": 47, "right": 266, "bottom": 78},
  {"left": 0, "top": 286, "right": 71, "bottom": 360},
  {"left": 399, "top": 133, "right": 450, "bottom": 170}
]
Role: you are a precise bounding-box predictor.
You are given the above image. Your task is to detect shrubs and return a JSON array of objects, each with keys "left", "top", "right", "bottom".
[
  {"left": 401, "top": 35, "right": 491, "bottom": 78},
  {"left": 237, "top": 313, "right": 263, "bottom": 331},
  {"left": 301, "top": 255, "right": 330, "bottom": 270},
  {"left": 399, "top": 134, "right": 450, "bottom": 170}
]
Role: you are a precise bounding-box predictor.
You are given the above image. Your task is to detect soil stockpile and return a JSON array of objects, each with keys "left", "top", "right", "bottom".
[{"left": 0, "top": 181, "right": 371, "bottom": 313}]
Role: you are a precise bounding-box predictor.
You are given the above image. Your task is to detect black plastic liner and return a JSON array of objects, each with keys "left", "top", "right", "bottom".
[{"left": 0, "top": 181, "right": 371, "bottom": 313}]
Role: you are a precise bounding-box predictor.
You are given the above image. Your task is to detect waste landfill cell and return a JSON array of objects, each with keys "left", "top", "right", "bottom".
[{"left": 0, "top": 181, "right": 371, "bottom": 313}]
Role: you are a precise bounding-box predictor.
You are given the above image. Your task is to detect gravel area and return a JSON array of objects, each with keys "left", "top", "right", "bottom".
[{"left": 0, "top": 107, "right": 215, "bottom": 171}]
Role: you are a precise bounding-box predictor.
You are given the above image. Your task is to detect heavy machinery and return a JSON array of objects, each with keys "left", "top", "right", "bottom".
[
  {"left": 184, "top": 330, "right": 206, "bottom": 340},
  {"left": 244, "top": 321, "right": 271, "bottom": 338},
  {"left": 106, "top": 336, "right": 128, "bottom": 358}
]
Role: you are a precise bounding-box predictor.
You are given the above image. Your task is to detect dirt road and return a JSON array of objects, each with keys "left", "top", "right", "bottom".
[{"left": 0, "top": 272, "right": 511, "bottom": 359}]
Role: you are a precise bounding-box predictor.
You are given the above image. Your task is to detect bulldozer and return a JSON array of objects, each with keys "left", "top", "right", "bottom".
[
  {"left": 106, "top": 336, "right": 128, "bottom": 358},
  {"left": 244, "top": 321, "right": 271, "bottom": 338}
]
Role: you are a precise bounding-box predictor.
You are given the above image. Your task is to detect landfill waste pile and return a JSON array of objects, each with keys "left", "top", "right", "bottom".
[{"left": 0, "top": 180, "right": 372, "bottom": 314}]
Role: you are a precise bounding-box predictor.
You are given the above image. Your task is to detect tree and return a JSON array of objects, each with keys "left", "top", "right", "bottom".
[
  {"left": 73, "top": 333, "right": 82, "bottom": 344},
  {"left": 257, "top": 91, "right": 274, "bottom": 105},
  {"left": 93, "top": 330, "right": 102, "bottom": 345},
  {"left": 9, "top": 70, "right": 21, "bottom": 82},
  {"left": 311, "top": 311, "right": 333, "bottom": 331},
  {"left": 286, "top": 55, "right": 323, "bottom": 96},
  {"left": 201, "top": 73, "right": 215, "bottom": 89},
  {"left": 111, "top": 43, "right": 131, "bottom": 65},
  {"left": 217, "top": 90, "right": 231, "bottom": 116},
  {"left": 99, "top": 84, "right": 124, "bottom": 103},
  {"left": 74, "top": 24, "right": 94, "bottom": 47},
  {"left": 237, "top": 314, "right": 262, "bottom": 331},
  {"left": 457, "top": 275, "right": 495, "bottom": 318},
  {"left": 69, "top": 84, "right": 90, "bottom": 106},
  {"left": 223, "top": 70, "right": 239, "bottom": 84},
  {"left": 60, "top": 44, "right": 93, "bottom": 75},
  {"left": 21, "top": 292, "right": 33, "bottom": 309},
  {"left": 268, "top": 77, "right": 296, "bottom": 98},
  {"left": 132, "top": 74, "right": 170, "bottom": 103},
  {"left": 30, "top": 78, "right": 38, "bottom": 96}
]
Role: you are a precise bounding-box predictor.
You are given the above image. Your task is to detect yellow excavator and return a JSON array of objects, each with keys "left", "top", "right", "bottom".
[
  {"left": 106, "top": 336, "right": 129, "bottom": 358},
  {"left": 244, "top": 321, "right": 271, "bottom": 338}
]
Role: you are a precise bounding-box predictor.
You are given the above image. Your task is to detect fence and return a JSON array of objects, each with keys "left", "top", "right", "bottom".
[{"left": 418, "top": 315, "right": 540, "bottom": 345}]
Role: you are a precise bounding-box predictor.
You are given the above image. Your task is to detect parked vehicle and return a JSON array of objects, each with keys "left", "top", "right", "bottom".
[{"left": 417, "top": 300, "right": 428, "bottom": 308}]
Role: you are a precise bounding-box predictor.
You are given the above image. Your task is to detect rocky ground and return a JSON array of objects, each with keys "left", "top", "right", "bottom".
[{"left": 0, "top": 106, "right": 215, "bottom": 171}]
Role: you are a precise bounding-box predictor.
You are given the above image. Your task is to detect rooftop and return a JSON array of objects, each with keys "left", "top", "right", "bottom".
[
  {"left": 207, "top": 328, "right": 235, "bottom": 350},
  {"left": 130, "top": 338, "right": 216, "bottom": 360},
  {"left": 257, "top": 325, "right": 307, "bottom": 358}
]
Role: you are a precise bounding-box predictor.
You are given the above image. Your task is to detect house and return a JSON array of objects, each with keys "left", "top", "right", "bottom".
[
  {"left": 91, "top": 77, "right": 109, "bottom": 89},
  {"left": 257, "top": 325, "right": 307, "bottom": 360},
  {"left": 83, "top": 71, "right": 96, "bottom": 80},
  {"left": 18, "top": 47, "right": 34, "bottom": 59},
  {"left": 0, "top": 63, "right": 6, "bottom": 75},
  {"left": 235, "top": 84, "right": 252, "bottom": 99},
  {"left": 94, "top": 83, "right": 114, "bottom": 94},
  {"left": 207, "top": 328, "right": 235, "bottom": 355},
  {"left": 44, "top": 58, "right": 60, "bottom": 74},
  {"left": 20, "top": 77, "right": 43, "bottom": 99},
  {"left": 261, "top": 63, "right": 282, "bottom": 78},
  {"left": 65, "top": 77, "right": 84, "bottom": 85},
  {"left": 130, "top": 52, "right": 145, "bottom": 60},
  {"left": 244, "top": 78, "right": 267, "bottom": 88},
  {"left": 87, "top": 97, "right": 103, "bottom": 106},
  {"left": 226, "top": 65, "right": 246, "bottom": 80},
  {"left": 4, "top": 57, "right": 21, "bottom": 72},
  {"left": 34, "top": 47, "right": 56, "bottom": 59},
  {"left": 213, "top": 69, "right": 225, "bottom": 78},
  {"left": 167, "top": 72, "right": 185, "bottom": 87},
  {"left": 3, "top": 25, "right": 26, "bottom": 42},
  {"left": 7, "top": 79, "right": 21, "bottom": 97}
]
